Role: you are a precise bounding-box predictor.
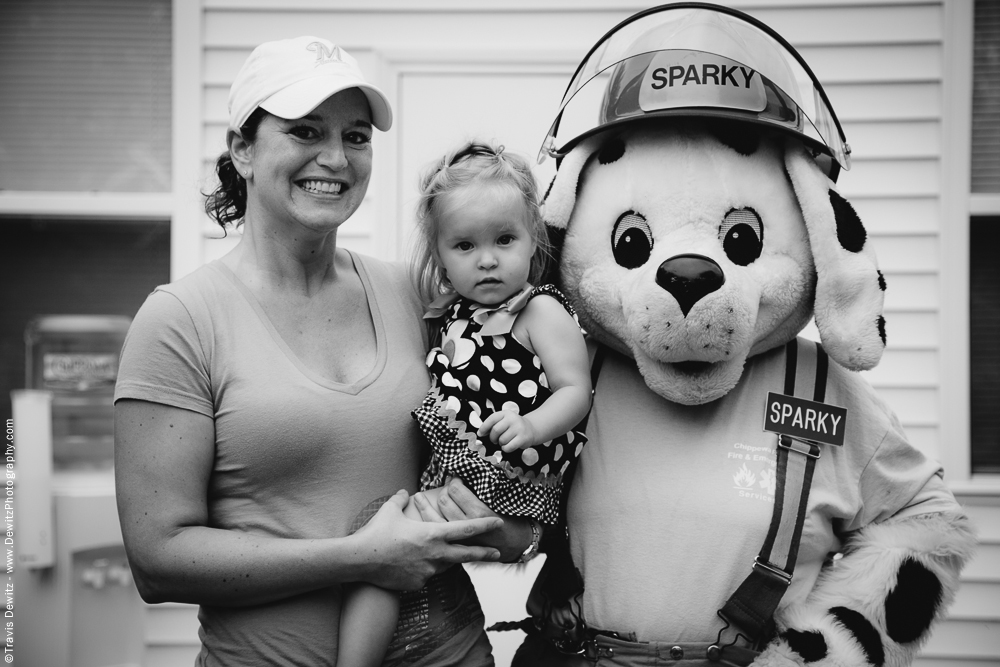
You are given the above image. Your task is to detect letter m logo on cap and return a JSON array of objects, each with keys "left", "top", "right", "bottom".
[{"left": 307, "top": 42, "right": 344, "bottom": 66}]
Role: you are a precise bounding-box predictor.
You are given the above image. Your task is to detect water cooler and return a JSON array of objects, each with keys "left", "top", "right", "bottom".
[{"left": 12, "top": 315, "right": 144, "bottom": 667}]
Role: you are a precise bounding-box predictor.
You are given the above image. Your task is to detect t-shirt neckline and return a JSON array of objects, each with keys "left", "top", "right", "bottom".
[{"left": 209, "top": 251, "right": 387, "bottom": 394}]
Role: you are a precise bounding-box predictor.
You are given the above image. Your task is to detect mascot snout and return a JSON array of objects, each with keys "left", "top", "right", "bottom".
[{"left": 655, "top": 254, "right": 725, "bottom": 316}]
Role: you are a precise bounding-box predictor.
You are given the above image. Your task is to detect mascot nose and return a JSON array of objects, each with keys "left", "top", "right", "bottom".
[{"left": 656, "top": 254, "right": 726, "bottom": 316}]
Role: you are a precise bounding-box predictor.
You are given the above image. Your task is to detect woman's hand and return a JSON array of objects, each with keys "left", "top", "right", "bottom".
[
  {"left": 414, "top": 478, "right": 539, "bottom": 563},
  {"left": 352, "top": 489, "right": 503, "bottom": 591}
]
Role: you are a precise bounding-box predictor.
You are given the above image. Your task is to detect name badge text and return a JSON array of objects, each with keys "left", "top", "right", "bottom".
[{"left": 764, "top": 392, "right": 847, "bottom": 447}]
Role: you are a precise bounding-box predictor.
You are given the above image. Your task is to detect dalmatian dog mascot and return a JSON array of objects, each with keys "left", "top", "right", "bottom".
[{"left": 507, "top": 4, "right": 976, "bottom": 667}]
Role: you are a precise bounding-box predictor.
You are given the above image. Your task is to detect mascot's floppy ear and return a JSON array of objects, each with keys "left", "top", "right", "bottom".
[
  {"left": 785, "top": 143, "right": 887, "bottom": 371},
  {"left": 540, "top": 135, "right": 602, "bottom": 230}
]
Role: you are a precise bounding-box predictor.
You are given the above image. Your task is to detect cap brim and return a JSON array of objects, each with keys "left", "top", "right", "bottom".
[{"left": 259, "top": 75, "right": 393, "bottom": 131}]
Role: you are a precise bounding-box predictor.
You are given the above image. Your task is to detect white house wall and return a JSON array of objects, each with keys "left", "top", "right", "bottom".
[{"left": 153, "top": 1, "right": 999, "bottom": 665}]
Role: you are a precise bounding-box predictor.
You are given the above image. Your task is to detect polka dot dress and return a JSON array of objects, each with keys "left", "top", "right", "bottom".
[{"left": 412, "top": 285, "right": 588, "bottom": 524}]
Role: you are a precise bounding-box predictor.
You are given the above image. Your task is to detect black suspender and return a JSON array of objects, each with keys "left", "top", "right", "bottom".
[{"left": 719, "top": 339, "right": 829, "bottom": 642}]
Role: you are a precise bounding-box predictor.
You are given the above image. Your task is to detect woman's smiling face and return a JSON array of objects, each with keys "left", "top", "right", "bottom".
[{"left": 244, "top": 88, "right": 373, "bottom": 236}]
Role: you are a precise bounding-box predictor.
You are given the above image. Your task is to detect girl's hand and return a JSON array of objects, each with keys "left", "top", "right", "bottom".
[
  {"left": 356, "top": 489, "right": 503, "bottom": 590},
  {"left": 478, "top": 410, "right": 539, "bottom": 452},
  {"left": 428, "top": 478, "right": 540, "bottom": 563}
]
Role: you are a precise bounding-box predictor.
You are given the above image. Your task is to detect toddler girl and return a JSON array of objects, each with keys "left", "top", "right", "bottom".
[{"left": 337, "top": 141, "right": 592, "bottom": 666}]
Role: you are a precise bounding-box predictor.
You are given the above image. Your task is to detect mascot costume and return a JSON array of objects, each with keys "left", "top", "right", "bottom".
[{"left": 504, "top": 4, "right": 976, "bottom": 667}]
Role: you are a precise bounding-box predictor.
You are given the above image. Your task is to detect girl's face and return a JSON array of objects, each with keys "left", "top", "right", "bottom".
[
  {"left": 239, "top": 88, "right": 373, "bottom": 237},
  {"left": 434, "top": 183, "right": 536, "bottom": 306}
]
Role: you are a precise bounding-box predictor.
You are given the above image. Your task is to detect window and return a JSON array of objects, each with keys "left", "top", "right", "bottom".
[
  {"left": 0, "top": 0, "right": 171, "bottom": 192},
  {"left": 970, "top": 0, "right": 1000, "bottom": 474},
  {"left": 971, "top": 216, "right": 1000, "bottom": 473},
  {"left": 0, "top": 0, "right": 173, "bottom": 425}
]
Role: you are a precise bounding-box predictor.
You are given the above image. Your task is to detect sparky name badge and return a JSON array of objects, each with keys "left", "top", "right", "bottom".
[{"left": 764, "top": 392, "right": 848, "bottom": 447}]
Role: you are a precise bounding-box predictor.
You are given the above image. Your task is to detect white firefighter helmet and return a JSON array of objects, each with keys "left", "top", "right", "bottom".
[{"left": 539, "top": 2, "right": 850, "bottom": 179}]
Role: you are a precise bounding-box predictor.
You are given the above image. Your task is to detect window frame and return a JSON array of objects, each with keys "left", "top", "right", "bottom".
[{"left": 942, "top": 0, "right": 1000, "bottom": 492}]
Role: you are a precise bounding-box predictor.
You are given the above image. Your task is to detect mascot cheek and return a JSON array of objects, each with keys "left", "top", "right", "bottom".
[
  {"left": 750, "top": 255, "right": 815, "bottom": 354},
  {"left": 713, "top": 278, "right": 762, "bottom": 354},
  {"left": 571, "top": 264, "right": 631, "bottom": 353}
]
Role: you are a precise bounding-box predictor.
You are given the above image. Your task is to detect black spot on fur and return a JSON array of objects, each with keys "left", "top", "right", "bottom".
[
  {"left": 540, "top": 226, "right": 567, "bottom": 286},
  {"left": 830, "top": 606, "right": 885, "bottom": 666},
  {"left": 542, "top": 175, "right": 556, "bottom": 204},
  {"left": 877, "top": 316, "right": 886, "bottom": 345},
  {"left": 597, "top": 137, "right": 626, "bottom": 165},
  {"left": 783, "top": 629, "right": 828, "bottom": 662},
  {"left": 708, "top": 119, "right": 761, "bottom": 156},
  {"left": 885, "top": 558, "right": 942, "bottom": 644},
  {"left": 877, "top": 270, "right": 887, "bottom": 291},
  {"left": 829, "top": 190, "right": 866, "bottom": 252}
]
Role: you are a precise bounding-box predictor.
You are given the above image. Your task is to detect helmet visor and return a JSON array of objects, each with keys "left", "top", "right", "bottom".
[{"left": 539, "top": 4, "right": 849, "bottom": 172}]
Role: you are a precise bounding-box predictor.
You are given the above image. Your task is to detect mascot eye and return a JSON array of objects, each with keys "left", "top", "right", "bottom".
[
  {"left": 719, "top": 208, "right": 763, "bottom": 266},
  {"left": 612, "top": 211, "right": 653, "bottom": 269}
]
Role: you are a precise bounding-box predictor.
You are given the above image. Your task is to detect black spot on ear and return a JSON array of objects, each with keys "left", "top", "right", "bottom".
[
  {"left": 830, "top": 607, "right": 885, "bottom": 666},
  {"left": 877, "top": 316, "right": 886, "bottom": 345},
  {"left": 877, "top": 270, "right": 887, "bottom": 292},
  {"left": 547, "top": 225, "right": 566, "bottom": 249},
  {"left": 708, "top": 119, "right": 761, "bottom": 156},
  {"left": 541, "top": 226, "right": 567, "bottom": 287},
  {"left": 829, "top": 191, "right": 866, "bottom": 252},
  {"left": 783, "top": 629, "right": 828, "bottom": 662},
  {"left": 542, "top": 175, "right": 556, "bottom": 204},
  {"left": 885, "top": 558, "right": 942, "bottom": 644},
  {"left": 597, "top": 137, "right": 625, "bottom": 165}
]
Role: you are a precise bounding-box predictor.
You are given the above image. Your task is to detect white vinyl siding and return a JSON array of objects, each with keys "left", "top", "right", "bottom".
[{"left": 142, "top": 2, "right": 996, "bottom": 666}]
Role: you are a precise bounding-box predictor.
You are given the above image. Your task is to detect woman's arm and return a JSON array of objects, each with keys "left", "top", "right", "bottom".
[
  {"left": 479, "top": 295, "right": 592, "bottom": 451},
  {"left": 115, "top": 399, "right": 502, "bottom": 607}
]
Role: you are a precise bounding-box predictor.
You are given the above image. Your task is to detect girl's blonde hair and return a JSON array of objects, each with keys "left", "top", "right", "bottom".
[{"left": 410, "top": 140, "right": 550, "bottom": 305}]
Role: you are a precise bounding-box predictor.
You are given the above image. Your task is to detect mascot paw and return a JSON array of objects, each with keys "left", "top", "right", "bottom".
[
  {"left": 753, "top": 621, "right": 872, "bottom": 667},
  {"left": 753, "top": 513, "right": 975, "bottom": 667},
  {"left": 753, "top": 608, "right": 894, "bottom": 667}
]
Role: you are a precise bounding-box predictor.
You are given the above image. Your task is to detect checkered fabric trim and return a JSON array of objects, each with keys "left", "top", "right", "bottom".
[{"left": 414, "top": 394, "right": 563, "bottom": 524}]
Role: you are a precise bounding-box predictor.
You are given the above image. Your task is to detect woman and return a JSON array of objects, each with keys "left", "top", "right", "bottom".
[{"left": 114, "top": 36, "right": 536, "bottom": 666}]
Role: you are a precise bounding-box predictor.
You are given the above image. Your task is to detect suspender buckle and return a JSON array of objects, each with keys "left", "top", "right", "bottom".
[
  {"left": 752, "top": 557, "right": 793, "bottom": 586},
  {"left": 777, "top": 435, "right": 822, "bottom": 459}
]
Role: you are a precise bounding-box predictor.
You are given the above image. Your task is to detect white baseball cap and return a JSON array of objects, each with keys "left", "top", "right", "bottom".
[{"left": 228, "top": 36, "right": 393, "bottom": 132}]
